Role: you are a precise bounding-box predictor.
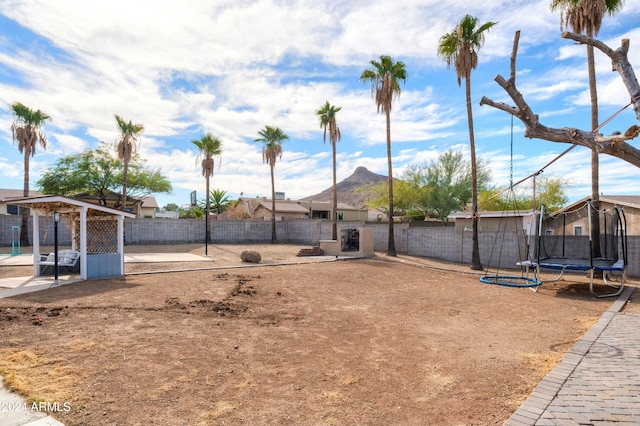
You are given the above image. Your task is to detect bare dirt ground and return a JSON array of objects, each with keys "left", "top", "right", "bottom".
[{"left": 0, "top": 244, "right": 637, "bottom": 425}]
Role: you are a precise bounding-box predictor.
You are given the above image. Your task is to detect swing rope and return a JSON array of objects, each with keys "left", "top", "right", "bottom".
[{"left": 481, "top": 116, "right": 541, "bottom": 288}]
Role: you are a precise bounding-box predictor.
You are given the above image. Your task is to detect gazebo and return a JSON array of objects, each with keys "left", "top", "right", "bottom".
[{"left": 10, "top": 195, "right": 135, "bottom": 280}]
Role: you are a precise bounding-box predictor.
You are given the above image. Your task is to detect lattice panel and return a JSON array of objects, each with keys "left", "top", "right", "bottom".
[{"left": 73, "top": 218, "right": 118, "bottom": 254}]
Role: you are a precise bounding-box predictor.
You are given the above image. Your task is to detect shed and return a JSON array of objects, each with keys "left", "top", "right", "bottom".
[{"left": 10, "top": 195, "right": 135, "bottom": 280}]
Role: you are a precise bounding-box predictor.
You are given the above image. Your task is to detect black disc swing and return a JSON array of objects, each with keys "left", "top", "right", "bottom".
[{"left": 480, "top": 115, "right": 542, "bottom": 288}]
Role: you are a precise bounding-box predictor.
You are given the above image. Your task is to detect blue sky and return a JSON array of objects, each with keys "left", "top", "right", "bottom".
[{"left": 1, "top": 0, "right": 639, "bottom": 209}]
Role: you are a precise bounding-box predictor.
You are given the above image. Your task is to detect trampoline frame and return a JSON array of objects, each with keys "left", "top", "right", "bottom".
[{"left": 521, "top": 202, "right": 628, "bottom": 298}]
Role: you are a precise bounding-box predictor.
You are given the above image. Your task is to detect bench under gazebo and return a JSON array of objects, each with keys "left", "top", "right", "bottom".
[{"left": 10, "top": 195, "right": 135, "bottom": 280}]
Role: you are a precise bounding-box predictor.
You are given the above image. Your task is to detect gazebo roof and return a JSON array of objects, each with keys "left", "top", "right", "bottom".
[
  {"left": 8, "top": 195, "right": 136, "bottom": 218},
  {"left": 10, "top": 195, "right": 135, "bottom": 281}
]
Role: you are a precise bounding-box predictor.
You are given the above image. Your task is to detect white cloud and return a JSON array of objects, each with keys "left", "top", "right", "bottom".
[{"left": 1, "top": 0, "right": 639, "bottom": 208}]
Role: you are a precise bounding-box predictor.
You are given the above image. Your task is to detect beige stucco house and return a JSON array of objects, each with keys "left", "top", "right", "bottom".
[
  {"left": 239, "top": 197, "right": 309, "bottom": 220},
  {"left": 237, "top": 197, "right": 368, "bottom": 221},
  {"left": 544, "top": 195, "right": 640, "bottom": 236},
  {"left": 297, "top": 200, "right": 369, "bottom": 221},
  {"left": 448, "top": 209, "right": 538, "bottom": 234},
  {"left": 62, "top": 191, "right": 159, "bottom": 218},
  {"left": 0, "top": 189, "right": 43, "bottom": 215}
]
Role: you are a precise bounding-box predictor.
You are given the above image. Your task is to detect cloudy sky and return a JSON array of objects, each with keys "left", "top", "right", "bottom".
[{"left": 1, "top": 0, "right": 639, "bottom": 209}]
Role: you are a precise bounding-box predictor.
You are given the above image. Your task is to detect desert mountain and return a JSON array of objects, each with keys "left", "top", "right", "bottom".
[{"left": 301, "top": 166, "right": 387, "bottom": 208}]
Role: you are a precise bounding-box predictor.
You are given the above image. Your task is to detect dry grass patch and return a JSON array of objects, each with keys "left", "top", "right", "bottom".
[
  {"left": 522, "top": 351, "right": 565, "bottom": 376},
  {"left": 0, "top": 348, "right": 80, "bottom": 406},
  {"left": 2, "top": 371, "right": 29, "bottom": 396}
]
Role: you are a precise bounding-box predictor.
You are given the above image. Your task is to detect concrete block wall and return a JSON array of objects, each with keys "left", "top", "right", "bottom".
[
  {"left": 368, "top": 222, "right": 409, "bottom": 253},
  {"left": 2, "top": 215, "right": 638, "bottom": 278},
  {"left": 279, "top": 219, "right": 324, "bottom": 244},
  {"left": 478, "top": 231, "right": 530, "bottom": 269},
  {"left": 625, "top": 236, "right": 640, "bottom": 277},
  {"left": 127, "top": 218, "right": 200, "bottom": 244},
  {"left": 407, "top": 226, "right": 457, "bottom": 262},
  {"left": 212, "top": 220, "right": 271, "bottom": 243},
  {"left": 0, "top": 214, "right": 72, "bottom": 247}
]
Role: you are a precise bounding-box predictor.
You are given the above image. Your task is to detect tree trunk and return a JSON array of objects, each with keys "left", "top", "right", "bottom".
[
  {"left": 466, "top": 77, "right": 483, "bottom": 271},
  {"left": 385, "top": 109, "right": 396, "bottom": 257},
  {"left": 587, "top": 33, "right": 601, "bottom": 259},
  {"left": 205, "top": 174, "right": 210, "bottom": 254},
  {"left": 20, "top": 150, "right": 30, "bottom": 246},
  {"left": 332, "top": 141, "right": 338, "bottom": 241},
  {"left": 270, "top": 164, "right": 277, "bottom": 242},
  {"left": 122, "top": 160, "right": 128, "bottom": 212}
]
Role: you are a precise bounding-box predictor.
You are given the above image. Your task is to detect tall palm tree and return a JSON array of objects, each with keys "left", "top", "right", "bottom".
[
  {"left": 359, "top": 55, "right": 407, "bottom": 257},
  {"left": 551, "top": 0, "right": 625, "bottom": 258},
  {"left": 10, "top": 102, "right": 51, "bottom": 246},
  {"left": 255, "top": 125, "right": 289, "bottom": 242},
  {"left": 114, "top": 115, "right": 144, "bottom": 212},
  {"left": 316, "top": 101, "right": 342, "bottom": 240},
  {"left": 438, "top": 15, "right": 496, "bottom": 271},
  {"left": 192, "top": 134, "right": 223, "bottom": 254}
]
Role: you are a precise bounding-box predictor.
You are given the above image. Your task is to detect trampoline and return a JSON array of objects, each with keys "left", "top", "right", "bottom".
[{"left": 520, "top": 202, "right": 628, "bottom": 298}]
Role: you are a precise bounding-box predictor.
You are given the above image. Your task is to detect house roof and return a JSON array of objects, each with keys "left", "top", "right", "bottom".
[
  {"left": 0, "top": 188, "right": 43, "bottom": 201},
  {"left": 448, "top": 209, "right": 537, "bottom": 219},
  {"left": 298, "top": 200, "right": 361, "bottom": 211},
  {"left": 8, "top": 195, "right": 136, "bottom": 218},
  {"left": 549, "top": 195, "right": 640, "bottom": 216},
  {"left": 253, "top": 200, "right": 310, "bottom": 214},
  {"left": 139, "top": 196, "right": 159, "bottom": 209},
  {"left": 599, "top": 195, "right": 640, "bottom": 209},
  {"left": 336, "top": 203, "right": 355, "bottom": 210}
]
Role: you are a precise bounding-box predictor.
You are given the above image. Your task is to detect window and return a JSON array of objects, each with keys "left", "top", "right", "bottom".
[
  {"left": 338, "top": 212, "right": 344, "bottom": 221},
  {"left": 574, "top": 225, "right": 583, "bottom": 236}
]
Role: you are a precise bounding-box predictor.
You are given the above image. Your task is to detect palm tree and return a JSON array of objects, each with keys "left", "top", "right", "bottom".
[
  {"left": 10, "top": 102, "right": 51, "bottom": 246},
  {"left": 198, "top": 189, "right": 230, "bottom": 214},
  {"left": 192, "top": 134, "right": 223, "bottom": 254},
  {"left": 359, "top": 55, "right": 407, "bottom": 257},
  {"left": 551, "top": 0, "right": 625, "bottom": 258},
  {"left": 316, "top": 101, "right": 342, "bottom": 240},
  {"left": 114, "top": 115, "right": 144, "bottom": 211},
  {"left": 438, "top": 15, "right": 496, "bottom": 270},
  {"left": 255, "top": 125, "right": 289, "bottom": 242}
]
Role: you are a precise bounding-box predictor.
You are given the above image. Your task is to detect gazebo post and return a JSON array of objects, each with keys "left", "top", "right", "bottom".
[
  {"left": 79, "top": 207, "right": 88, "bottom": 280},
  {"left": 117, "top": 215, "right": 125, "bottom": 275},
  {"left": 32, "top": 210, "right": 41, "bottom": 277},
  {"left": 71, "top": 219, "right": 77, "bottom": 252}
]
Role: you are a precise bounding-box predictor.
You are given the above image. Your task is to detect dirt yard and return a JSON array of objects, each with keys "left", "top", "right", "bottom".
[{"left": 0, "top": 244, "right": 636, "bottom": 425}]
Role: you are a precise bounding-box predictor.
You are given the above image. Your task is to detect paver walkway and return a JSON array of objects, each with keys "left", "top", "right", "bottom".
[{"left": 506, "top": 285, "right": 640, "bottom": 425}]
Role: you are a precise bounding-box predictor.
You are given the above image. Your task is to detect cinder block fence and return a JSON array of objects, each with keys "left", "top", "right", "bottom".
[{"left": 1, "top": 215, "right": 637, "bottom": 278}]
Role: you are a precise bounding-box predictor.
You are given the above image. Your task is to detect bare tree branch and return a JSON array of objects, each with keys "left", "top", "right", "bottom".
[
  {"left": 562, "top": 32, "right": 640, "bottom": 120},
  {"left": 480, "top": 31, "right": 640, "bottom": 168}
]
